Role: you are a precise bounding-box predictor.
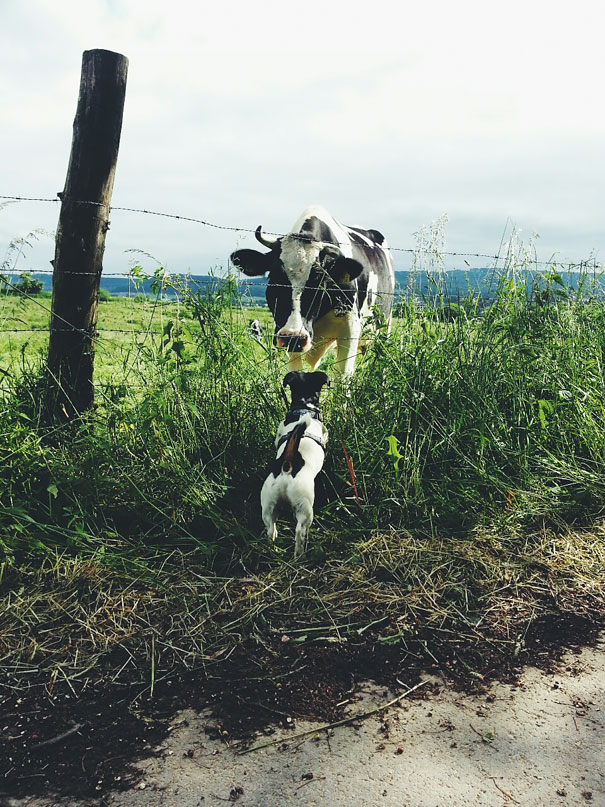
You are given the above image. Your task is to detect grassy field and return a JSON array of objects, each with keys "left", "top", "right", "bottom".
[
  {"left": 0, "top": 289, "right": 274, "bottom": 383},
  {"left": 1, "top": 271, "right": 604, "bottom": 717}
]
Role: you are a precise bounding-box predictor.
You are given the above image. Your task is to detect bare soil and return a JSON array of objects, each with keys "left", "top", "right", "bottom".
[
  {"left": 4, "top": 636, "right": 604, "bottom": 807},
  {"left": 1, "top": 611, "right": 603, "bottom": 804}
]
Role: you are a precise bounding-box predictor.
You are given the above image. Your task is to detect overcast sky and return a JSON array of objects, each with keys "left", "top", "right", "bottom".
[{"left": 2, "top": 0, "right": 604, "bottom": 277}]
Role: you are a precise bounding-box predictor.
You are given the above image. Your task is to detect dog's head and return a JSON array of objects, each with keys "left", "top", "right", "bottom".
[{"left": 283, "top": 371, "right": 329, "bottom": 411}]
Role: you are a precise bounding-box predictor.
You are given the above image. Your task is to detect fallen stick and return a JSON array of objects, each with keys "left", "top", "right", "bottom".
[
  {"left": 490, "top": 777, "right": 520, "bottom": 804},
  {"left": 29, "top": 722, "right": 85, "bottom": 751},
  {"left": 237, "top": 679, "right": 429, "bottom": 755}
]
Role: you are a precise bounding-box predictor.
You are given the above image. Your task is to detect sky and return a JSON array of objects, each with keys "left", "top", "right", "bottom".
[{"left": 1, "top": 0, "right": 605, "bottom": 277}]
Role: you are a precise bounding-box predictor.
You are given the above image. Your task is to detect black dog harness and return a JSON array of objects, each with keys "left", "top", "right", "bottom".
[
  {"left": 277, "top": 408, "right": 325, "bottom": 451},
  {"left": 284, "top": 407, "right": 322, "bottom": 425}
]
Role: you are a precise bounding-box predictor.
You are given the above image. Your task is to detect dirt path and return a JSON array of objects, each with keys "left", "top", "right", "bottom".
[{"left": 8, "top": 636, "right": 603, "bottom": 807}]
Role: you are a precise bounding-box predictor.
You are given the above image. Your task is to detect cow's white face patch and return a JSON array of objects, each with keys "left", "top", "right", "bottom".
[
  {"left": 280, "top": 236, "right": 322, "bottom": 286},
  {"left": 277, "top": 235, "right": 323, "bottom": 342}
]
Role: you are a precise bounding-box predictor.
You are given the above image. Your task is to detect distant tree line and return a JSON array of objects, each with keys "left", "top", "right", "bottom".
[{"left": 1, "top": 272, "right": 44, "bottom": 296}]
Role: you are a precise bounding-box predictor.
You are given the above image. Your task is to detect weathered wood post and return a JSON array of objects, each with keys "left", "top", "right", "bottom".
[{"left": 47, "top": 49, "right": 128, "bottom": 417}]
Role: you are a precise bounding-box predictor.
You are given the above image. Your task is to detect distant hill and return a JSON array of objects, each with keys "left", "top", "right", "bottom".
[{"left": 7, "top": 268, "right": 604, "bottom": 306}]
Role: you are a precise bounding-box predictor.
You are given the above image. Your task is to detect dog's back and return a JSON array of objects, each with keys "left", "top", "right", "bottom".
[
  {"left": 261, "top": 412, "right": 327, "bottom": 557},
  {"left": 272, "top": 421, "right": 307, "bottom": 477}
]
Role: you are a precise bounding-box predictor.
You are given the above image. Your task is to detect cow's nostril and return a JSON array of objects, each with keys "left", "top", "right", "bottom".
[{"left": 276, "top": 333, "right": 309, "bottom": 352}]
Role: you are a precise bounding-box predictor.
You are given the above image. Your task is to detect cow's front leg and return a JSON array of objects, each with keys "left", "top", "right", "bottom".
[
  {"left": 335, "top": 316, "right": 362, "bottom": 376},
  {"left": 287, "top": 353, "right": 304, "bottom": 372},
  {"left": 304, "top": 338, "right": 336, "bottom": 371}
]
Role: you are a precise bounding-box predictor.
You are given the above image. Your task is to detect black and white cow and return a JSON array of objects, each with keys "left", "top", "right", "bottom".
[{"left": 231, "top": 206, "right": 395, "bottom": 375}]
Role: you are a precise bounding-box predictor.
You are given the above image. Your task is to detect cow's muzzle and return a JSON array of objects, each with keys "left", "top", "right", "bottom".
[{"left": 275, "top": 330, "right": 311, "bottom": 353}]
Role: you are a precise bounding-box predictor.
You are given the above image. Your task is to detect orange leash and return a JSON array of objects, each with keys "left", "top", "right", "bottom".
[{"left": 337, "top": 434, "right": 361, "bottom": 505}]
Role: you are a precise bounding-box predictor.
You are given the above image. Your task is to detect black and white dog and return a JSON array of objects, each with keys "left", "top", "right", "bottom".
[{"left": 261, "top": 371, "right": 329, "bottom": 557}]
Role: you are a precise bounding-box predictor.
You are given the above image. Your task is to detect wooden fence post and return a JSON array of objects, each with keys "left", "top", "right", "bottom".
[{"left": 47, "top": 49, "right": 128, "bottom": 417}]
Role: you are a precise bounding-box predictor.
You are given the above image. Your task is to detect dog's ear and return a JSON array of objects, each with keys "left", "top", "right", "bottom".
[
  {"left": 311, "top": 371, "right": 329, "bottom": 390},
  {"left": 283, "top": 371, "right": 298, "bottom": 388}
]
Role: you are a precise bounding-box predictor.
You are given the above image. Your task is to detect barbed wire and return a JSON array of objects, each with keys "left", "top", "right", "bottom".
[
  {"left": 3, "top": 194, "right": 605, "bottom": 419},
  {"left": 4, "top": 255, "right": 603, "bottom": 281},
  {"left": 0, "top": 328, "right": 172, "bottom": 335},
  {"left": 4, "top": 192, "right": 601, "bottom": 268},
  {"left": 0, "top": 194, "right": 252, "bottom": 236},
  {"left": 0, "top": 275, "right": 188, "bottom": 364},
  {"left": 2, "top": 268, "right": 156, "bottom": 278},
  {"left": 2, "top": 191, "right": 604, "bottom": 356},
  {"left": 0, "top": 274, "right": 97, "bottom": 338},
  {"left": 0, "top": 264, "right": 600, "bottom": 334},
  {"left": 4, "top": 270, "right": 605, "bottom": 378}
]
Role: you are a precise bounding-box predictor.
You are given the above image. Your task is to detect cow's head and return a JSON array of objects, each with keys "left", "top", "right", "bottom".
[{"left": 231, "top": 227, "right": 363, "bottom": 354}]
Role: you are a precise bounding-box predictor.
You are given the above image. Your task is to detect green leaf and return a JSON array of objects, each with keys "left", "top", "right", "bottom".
[
  {"left": 537, "top": 399, "right": 554, "bottom": 430},
  {"left": 171, "top": 339, "right": 186, "bottom": 358},
  {"left": 386, "top": 435, "right": 403, "bottom": 471}
]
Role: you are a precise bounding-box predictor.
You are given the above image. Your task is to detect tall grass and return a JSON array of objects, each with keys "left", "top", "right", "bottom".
[
  {"left": 343, "top": 272, "right": 605, "bottom": 536},
  {"left": 1, "top": 266, "right": 605, "bottom": 567},
  {"left": 2, "top": 264, "right": 605, "bottom": 696}
]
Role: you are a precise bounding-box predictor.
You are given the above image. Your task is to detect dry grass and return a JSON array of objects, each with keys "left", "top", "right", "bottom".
[{"left": 1, "top": 525, "right": 603, "bottom": 695}]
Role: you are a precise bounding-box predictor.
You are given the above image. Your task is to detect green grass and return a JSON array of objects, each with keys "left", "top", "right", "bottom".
[
  {"left": 0, "top": 290, "right": 272, "bottom": 379},
  {"left": 0, "top": 270, "right": 604, "bottom": 689},
  {"left": 3, "top": 272, "right": 605, "bottom": 547}
]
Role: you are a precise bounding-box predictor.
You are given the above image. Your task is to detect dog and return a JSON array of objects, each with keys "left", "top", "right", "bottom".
[{"left": 261, "top": 371, "right": 329, "bottom": 557}]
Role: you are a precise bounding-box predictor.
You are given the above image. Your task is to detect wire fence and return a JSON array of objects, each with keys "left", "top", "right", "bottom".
[
  {"left": 2, "top": 191, "right": 605, "bottom": 354},
  {"left": 3, "top": 193, "right": 603, "bottom": 269}
]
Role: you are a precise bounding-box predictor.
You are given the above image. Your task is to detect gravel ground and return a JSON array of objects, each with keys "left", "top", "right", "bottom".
[{"left": 7, "top": 635, "right": 604, "bottom": 807}]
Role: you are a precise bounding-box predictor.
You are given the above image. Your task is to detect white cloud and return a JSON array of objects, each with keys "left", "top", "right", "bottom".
[{"left": 2, "top": 0, "right": 605, "bottom": 275}]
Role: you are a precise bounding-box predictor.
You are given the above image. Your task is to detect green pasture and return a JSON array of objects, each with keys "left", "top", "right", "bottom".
[
  {"left": 3, "top": 274, "right": 605, "bottom": 543},
  {"left": 0, "top": 291, "right": 275, "bottom": 384}
]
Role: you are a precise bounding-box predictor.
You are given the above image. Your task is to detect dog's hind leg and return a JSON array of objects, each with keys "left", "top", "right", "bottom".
[
  {"left": 262, "top": 507, "right": 277, "bottom": 543},
  {"left": 294, "top": 501, "right": 313, "bottom": 558},
  {"left": 261, "top": 480, "right": 278, "bottom": 544}
]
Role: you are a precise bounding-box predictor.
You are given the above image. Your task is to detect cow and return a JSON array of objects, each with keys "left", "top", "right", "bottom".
[
  {"left": 230, "top": 206, "right": 395, "bottom": 375},
  {"left": 248, "top": 318, "right": 263, "bottom": 341}
]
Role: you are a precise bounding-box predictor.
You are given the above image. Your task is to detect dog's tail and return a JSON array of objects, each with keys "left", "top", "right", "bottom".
[{"left": 280, "top": 422, "right": 307, "bottom": 474}]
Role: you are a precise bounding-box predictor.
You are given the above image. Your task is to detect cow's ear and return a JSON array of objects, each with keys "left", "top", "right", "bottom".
[
  {"left": 230, "top": 249, "right": 270, "bottom": 277},
  {"left": 367, "top": 229, "right": 385, "bottom": 245},
  {"left": 328, "top": 257, "right": 364, "bottom": 284}
]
